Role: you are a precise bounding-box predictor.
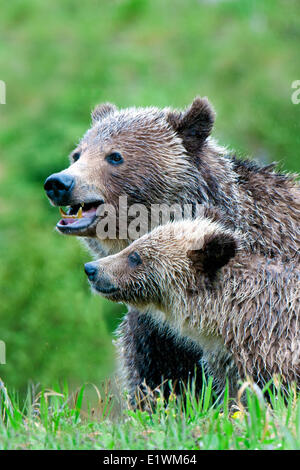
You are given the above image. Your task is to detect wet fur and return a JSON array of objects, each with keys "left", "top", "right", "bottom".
[
  {"left": 91, "top": 218, "right": 300, "bottom": 396},
  {"left": 59, "top": 98, "right": 299, "bottom": 400}
]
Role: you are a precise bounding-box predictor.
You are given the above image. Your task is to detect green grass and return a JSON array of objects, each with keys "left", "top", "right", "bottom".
[
  {"left": 0, "top": 0, "right": 299, "bottom": 450},
  {"left": 1, "top": 378, "right": 300, "bottom": 450}
]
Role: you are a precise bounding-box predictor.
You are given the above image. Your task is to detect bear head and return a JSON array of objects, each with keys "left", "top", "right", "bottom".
[
  {"left": 44, "top": 98, "right": 217, "bottom": 251},
  {"left": 84, "top": 216, "right": 238, "bottom": 314}
]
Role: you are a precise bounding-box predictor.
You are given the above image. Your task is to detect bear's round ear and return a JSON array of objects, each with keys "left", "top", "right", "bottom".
[
  {"left": 167, "top": 97, "right": 215, "bottom": 152},
  {"left": 187, "top": 230, "right": 237, "bottom": 282},
  {"left": 91, "top": 102, "right": 117, "bottom": 123}
]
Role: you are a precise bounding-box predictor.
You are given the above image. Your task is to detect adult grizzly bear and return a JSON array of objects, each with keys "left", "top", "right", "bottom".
[
  {"left": 84, "top": 215, "right": 300, "bottom": 396},
  {"left": 44, "top": 98, "right": 300, "bottom": 401}
]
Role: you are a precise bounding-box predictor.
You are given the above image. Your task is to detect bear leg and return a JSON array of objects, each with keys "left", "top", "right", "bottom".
[{"left": 116, "top": 307, "right": 204, "bottom": 406}]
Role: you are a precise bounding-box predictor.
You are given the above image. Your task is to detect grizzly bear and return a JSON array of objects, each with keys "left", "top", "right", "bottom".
[
  {"left": 44, "top": 97, "right": 300, "bottom": 401},
  {"left": 84, "top": 215, "right": 300, "bottom": 396}
]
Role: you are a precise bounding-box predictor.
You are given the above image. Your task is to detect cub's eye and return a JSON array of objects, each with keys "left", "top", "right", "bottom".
[
  {"left": 128, "top": 251, "right": 142, "bottom": 268},
  {"left": 72, "top": 152, "right": 81, "bottom": 163},
  {"left": 105, "top": 152, "right": 124, "bottom": 166}
]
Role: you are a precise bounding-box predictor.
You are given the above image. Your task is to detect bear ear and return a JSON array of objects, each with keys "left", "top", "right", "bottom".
[
  {"left": 91, "top": 102, "right": 117, "bottom": 123},
  {"left": 187, "top": 231, "right": 237, "bottom": 281},
  {"left": 167, "top": 97, "right": 215, "bottom": 152}
]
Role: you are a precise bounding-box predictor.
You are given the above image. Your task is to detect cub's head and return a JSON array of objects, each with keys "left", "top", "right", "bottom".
[
  {"left": 84, "top": 217, "right": 238, "bottom": 312},
  {"left": 44, "top": 98, "right": 215, "bottom": 244}
]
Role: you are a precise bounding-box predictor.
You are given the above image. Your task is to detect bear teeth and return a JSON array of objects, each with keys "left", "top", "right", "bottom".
[{"left": 59, "top": 206, "right": 83, "bottom": 219}]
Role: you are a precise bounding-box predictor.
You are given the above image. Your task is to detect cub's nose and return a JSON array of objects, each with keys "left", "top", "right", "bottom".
[
  {"left": 84, "top": 263, "right": 98, "bottom": 282},
  {"left": 84, "top": 263, "right": 118, "bottom": 294},
  {"left": 44, "top": 173, "right": 74, "bottom": 206}
]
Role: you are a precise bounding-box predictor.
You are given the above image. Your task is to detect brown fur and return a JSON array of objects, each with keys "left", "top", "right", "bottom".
[
  {"left": 45, "top": 97, "right": 300, "bottom": 399},
  {"left": 87, "top": 217, "right": 300, "bottom": 396},
  {"left": 57, "top": 98, "right": 299, "bottom": 262}
]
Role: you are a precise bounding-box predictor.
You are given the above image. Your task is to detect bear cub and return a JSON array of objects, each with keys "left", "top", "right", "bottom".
[{"left": 85, "top": 215, "right": 300, "bottom": 397}]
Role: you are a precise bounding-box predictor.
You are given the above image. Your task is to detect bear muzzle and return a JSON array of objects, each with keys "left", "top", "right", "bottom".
[{"left": 84, "top": 262, "right": 119, "bottom": 295}]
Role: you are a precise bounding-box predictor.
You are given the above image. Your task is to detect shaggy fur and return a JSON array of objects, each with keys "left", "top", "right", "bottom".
[
  {"left": 87, "top": 217, "right": 300, "bottom": 396},
  {"left": 45, "top": 97, "right": 300, "bottom": 401}
]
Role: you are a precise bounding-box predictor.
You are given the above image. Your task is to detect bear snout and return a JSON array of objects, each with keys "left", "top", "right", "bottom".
[
  {"left": 84, "top": 262, "right": 119, "bottom": 294},
  {"left": 84, "top": 262, "right": 98, "bottom": 282},
  {"left": 44, "top": 172, "right": 75, "bottom": 206}
]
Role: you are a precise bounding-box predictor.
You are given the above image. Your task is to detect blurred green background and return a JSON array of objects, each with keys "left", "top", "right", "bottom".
[{"left": 0, "top": 0, "right": 299, "bottom": 392}]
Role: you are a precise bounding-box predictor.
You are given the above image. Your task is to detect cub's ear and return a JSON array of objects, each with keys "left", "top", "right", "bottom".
[
  {"left": 167, "top": 97, "right": 215, "bottom": 152},
  {"left": 187, "top": 231, "right": 237, "bottom": 282},
  {"left": 91, "top": 102, "right": 117, "bottom": 123}
]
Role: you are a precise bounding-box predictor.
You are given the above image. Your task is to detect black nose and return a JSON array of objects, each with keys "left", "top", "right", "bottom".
[
  {"left": 44, "top": 173, "right": 74, "bottom": 205},
  {"left": 84, "top": 262, "right": 98, "bottom": 282}
]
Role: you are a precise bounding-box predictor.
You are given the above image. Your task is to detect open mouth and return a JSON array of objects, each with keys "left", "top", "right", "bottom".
[{"left": 56, "top": 201, "right": 103, "bottom": 235}]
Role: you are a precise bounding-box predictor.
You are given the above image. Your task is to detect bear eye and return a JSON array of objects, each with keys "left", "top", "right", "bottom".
[
  {"left": 105, "top": 152, "right": 124, "bottom": 166},
  {"left": 128, "top": 251, "right": 142, "bottom": 268},
  {"left": 72, "top": 152, "right": 81, "bottom": 163}
]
